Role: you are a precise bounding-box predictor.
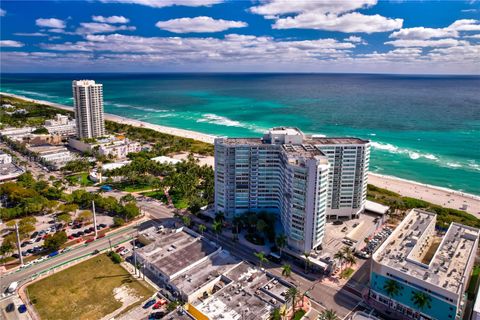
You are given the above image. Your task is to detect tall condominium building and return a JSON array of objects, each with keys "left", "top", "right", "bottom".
[
  {"left": 72, "top": 80, "right": 105, "bottom": 139},
  {"left": 214, "top": 127, "right": 369, "bottom": 253},
  {"left": 368, "top": 209, "right": 479, "bottom": 320}
]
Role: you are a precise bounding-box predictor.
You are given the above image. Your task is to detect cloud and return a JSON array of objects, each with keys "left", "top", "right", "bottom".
[
  {"left": 40, "top": 33, "right": 355, "bottom": 65},
  {"left": 0, "top": 8, "right": 6, "bottom": 17},
  {"left": 155, "top": 16, "right": 247, "bottom": 33},
  {"left": 0, "top": 40, "right": 24, "bottom": 47},
  {"left": 36, "top": 18, "right": 66, "bottom": 29},
  {"left": 92, "top": 15, "right": 129, "bottom": 24},
  {"left": 465, "top": 33, "right": 480, "bottom": 39},
  {"left": 250, "top": 0, "right": 403, "bottom": 33},
  {"left": 14, "top": 32, "right": 49, "bottom": 37},
  {"left": 390, "top": 27, "right": 458, "bottom": 40},
  {"left": 76, "top": 22, "right": 136, "bottom": 34},
  {"left": 461, "top": 9, "right": 479, "bottom": 13},
  {"left": 449, "top": 19, "right": 480, "bottom": 31},
  {"left": 344, "top": 35, "right": 367, "bottom": 44},
  {"left": 99, "top": 0, "right": 222, "bottom": 8},
  {"left": 385, "top": 38, "right": 468, "bottom": 48}
]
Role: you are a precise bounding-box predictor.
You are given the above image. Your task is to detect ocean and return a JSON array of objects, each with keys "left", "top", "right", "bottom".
[{"left": 1, "top": 73, "right": 479, "bottom": 195}]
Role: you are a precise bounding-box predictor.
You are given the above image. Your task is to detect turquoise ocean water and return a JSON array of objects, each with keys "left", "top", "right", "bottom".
[{"left": 0, "top": 73, "right": 479, "bottom": 194}]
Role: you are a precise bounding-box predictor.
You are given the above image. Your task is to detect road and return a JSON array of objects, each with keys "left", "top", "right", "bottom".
[{"left": 0, "top": 224, "right": 138, "bottom": 297}]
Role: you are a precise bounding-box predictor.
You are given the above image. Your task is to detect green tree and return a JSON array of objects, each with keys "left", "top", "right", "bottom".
[
  {"left": 113, "top": 217, "right": 125, "bottom": 227},
  {"left": 212, "top": 220, "right": 223, "bottom": 241},
  {"left": 319, "top": 309, "right": 339, "bottom": 320},
  {"left": 282, "top": 264, "right": 292, "bottom": 278},
  {"left": 285, "top": 287, "right": 299, "bottom": 313},
  {"left": 18, "top": 216, "right": 36, "bottom": 239},
  {"left": 334, "top": 250, "right": 345, "bottom": 271},
  {"left": 256, "top": 219, "right": 268, "bottom": 235},
  {"left": 78, "top": 210, "right": 93, "bottom": 222},
  {"left": 120, "top": 193, "right": 136, "bottom": 204},
  {"left": 198, "top": 224, "right": 207, "bottom": 235},
  {"left": 43, "top": 231, "right": 67, "bottom": 252},
  {"left": 181, "top": 215, "right": 191, "bottom": 227},
  {"left": 269, "top": 307, "right": 281, "bottom": 320},
  {"left": 254, "top": 251, "right": 268, "bottom": 269},
  {"left": 57, "top": 213, "right": 72, "bottom": 224},
  {"left": 275, "top": 234, "right": 287, "bottom": 258},
  {"left": 411, "top": 291, "right": 432, "bottom": 311},
  {"left": 166, "top": 301, "right": 180, "bottom": 312},
  {"left": 32, "top": 126, "right": 49, "bottom": 134},
  {"left": 122, "top": 202, "right": 140, "bottom": 221},
  {"left": 109, "top": 252, "right": 122, "bottom": 264}
]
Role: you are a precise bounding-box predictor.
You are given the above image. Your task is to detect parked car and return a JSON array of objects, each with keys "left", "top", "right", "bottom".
[
  {"left": 18, "top": 304, "right": 27, "bottom": 313},
  {"left": 85, "top": 238, "right": 95, "bottom": 244},
  {"left": 143, "top": 299, "right": 156, "bottom": 309},
  {"left": 30, "top": 231, "right": 39, "bottom": 239},
  {"left": 5, "top": 303, "right": 14, "bottom": 312},
  {"left": 115, "top": 246, "right": 125, "bottom": 253},
  {"left": 68, "top": 235, "right": 75, "bottom": 240},
  {"left": 120, "top": 249, "right": 130, "bottom": 256},
  {"left": 333, "top": 220, "right": 343, "bottom": 225},
  {"left": 21, "top": 242, "right": 28, "bottom": 248},
  {"left": 149, "top": 311, "right": 166, "bottom": 319}
]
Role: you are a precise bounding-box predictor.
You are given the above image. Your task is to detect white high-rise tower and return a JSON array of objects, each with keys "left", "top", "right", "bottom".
[{"left": 72, "top": 80, "right": 105, "bottom": 139}]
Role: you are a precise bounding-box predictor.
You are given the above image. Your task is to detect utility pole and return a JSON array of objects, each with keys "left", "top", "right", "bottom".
[
  {"left": 133, "top": 243, "right": 138, "bottom": 276},
  {"left": 92, "top": 200, "right": 98, "bottom": 239},
  {"left": 108, "top": 238, "right": 113, "bottom": 252},
  {"left": 14, "top": 223, "right": 23, "bottom": 266}
]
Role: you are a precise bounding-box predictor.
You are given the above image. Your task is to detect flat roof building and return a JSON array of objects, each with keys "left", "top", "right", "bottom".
[
  {"left": 368, "top": 209, "right": 479, "bottom": 320},
  {"left": 72, "top": 80, "right": 105, "bottom": 139}
]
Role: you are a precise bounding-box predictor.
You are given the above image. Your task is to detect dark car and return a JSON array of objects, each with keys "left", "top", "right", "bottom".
[
  {"left": 21, "top": 242, "right": 28, "bottom": 247},
  {"left": 78, "top": 231, "right": 85, "bottom": 236},
  {"left": 30, "top": 231, "right": 39, "bottom": 239},
  {"left": 149, "top": 311, "right": 165, "bottom": 319},
  {"left": 18, "top": 304, "right": 27, "bottom": 313},
  {"left": 5, "top": 303, "right": 14, "bottom": 312},
  {"left": 99, "top": 223, "right": 107, "bottom": 228},
  {"left": 333, "top": 220, "right": 343, "bottom": 225},
  {"left": 143, "top": 299, "right": 156, "bottom": 309},
  {"left": 12, "top": 253, "right": 19, "bottom": 259},
  {"left": 84, "top": 229, "right": 92, "bottom": 234}
]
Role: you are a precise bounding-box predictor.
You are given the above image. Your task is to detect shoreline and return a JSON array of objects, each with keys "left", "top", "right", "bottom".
[{"left": 2, "top": 91, "right": 479, "bottom": 216}]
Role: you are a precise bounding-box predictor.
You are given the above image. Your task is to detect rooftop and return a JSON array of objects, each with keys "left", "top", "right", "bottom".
[
  {"left": 136, "top": 227, "right": 219, "bottom": 279},
  {"left": 373, "top": 209, "right": 479, "bottom": 294},
  {"left": 304, "top": 136, "right": 370, "bottom": 145},
  {"left": 282, "top": 144, "right": 323, "bottom": 159}
]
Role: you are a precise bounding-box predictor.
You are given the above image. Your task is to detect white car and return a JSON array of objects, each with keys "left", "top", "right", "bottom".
[{"left": 120, "top": 249, "right": 130, "bottom": 256}]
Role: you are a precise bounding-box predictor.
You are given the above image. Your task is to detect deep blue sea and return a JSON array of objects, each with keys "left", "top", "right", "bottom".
[{"left": 1, "top": 73, "right": 479, "bottom": 194}]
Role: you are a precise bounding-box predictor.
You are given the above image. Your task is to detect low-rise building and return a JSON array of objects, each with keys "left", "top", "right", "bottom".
[
  {"left": 135, "top": 226, "right": 293, "bottom": 319},
  {"left": 44, "top": 114, "right": 76, "bottom": 136},
  {"left": 27, "top": 145, "right": 75, "bottom": 169},
  {"left": 368, "top": 208, "right": 480, "bottom": 320},
  {"left": 69, "top": 136, "right": 141, "bottom": 159},
  {"left": 0, "top": 150, "right": 24, "bottom": 181},
  {"left": 0, "top": 151, "right": 12, "bottom": 164}
]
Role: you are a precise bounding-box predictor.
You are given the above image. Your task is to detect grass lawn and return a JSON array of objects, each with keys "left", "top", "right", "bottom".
[
  {"left": 142, "top": 190, "right": 168, "bottom": 203},
  {"left": 111, "top": 182, "right": 154, "bottom": 192},
  {"left": 66, "top": 172, "right": 94, "bottom": 187},
  {"left": 340, "top": 267, "right": 355, "bottom": 279},
  {"left": 26, "top": 254, "right": 155, "bottom": 320}
]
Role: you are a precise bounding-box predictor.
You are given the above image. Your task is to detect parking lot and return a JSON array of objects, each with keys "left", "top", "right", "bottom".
[
  {"left": 322, "top": 213, "right": 384, "bottom": 257},
  {"left": 2, "top": 212, "right": 114, "bottom": 267}
]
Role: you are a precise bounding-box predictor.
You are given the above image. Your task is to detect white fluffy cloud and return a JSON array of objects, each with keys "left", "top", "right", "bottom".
[
  {"left": 155, "top": 16, "right": 247, "bottom": 33},
  {"left": 92, "top": 15, "right": 129, "bottom": 24},
  {"left": 76, "top": 22, "right": 136, "bottom": 34},
  {"left": 0, "top": 8, "right": 6, "bottom": 17},
  {"left": 390, "top": 27, "right": 458, "bottom": 40},
  {"left": 0, "top": 40, "right": 24, "bottom": 47},
  {"left": 14, "top": 32, "right": 48, "bottom": 37},
  {"left": 449, "top": 19, "right": 480, "bottom": 31},
  {"left": 465, "top": 34, "right": 480, "bottom": 39},
  {"left": 99, "top": 0, "right": 222, "bottom": 8},
  {"left": 36, "top": 18, "right": 66, "bottom": 29},
  {"left": 250, "top": 0, "right": 403, "bottom": 33},
  {"left": 385, "top": 38, "right": 467, "bottom": 48}
]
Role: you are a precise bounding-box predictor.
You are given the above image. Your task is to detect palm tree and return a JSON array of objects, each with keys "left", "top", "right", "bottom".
[
  {"left": 212, "top": 220, "right": 223, "bottom": 241},
  {"left": 215, "top": 211, "right": 225, "bottom": 223},
  {"left": 281, "top": 264, "right": 292, "bottom": 278},
  {"left": 334, "top": 250, "right": 345, "bottom": 271},
  {"left": 303, "top": 252, "right": 311, "bottom": 273},
  {"left": 269, "top": 307, "right": 281, "bottom": 320},
  {"left": 198, "top": 224, "right": 206, "bottom": 235},
  {"left": 383, "top": 279, "right": 402, "bottom": 307},
  {"left": 411, "top": 291, "right": 432, "bottom": 311},
  {"left": 181, "top": 215, "right": 191, "bottom": 227},
  {"left": 319, "top": 309, "right": 339, "bottom": 320},
  {"left": 344, "top": 254, "right": 357, "bottom": 268},
  {"left": 276, "top": 234, "right": 287, "bottom": 258},
  {"left": 255, "top": 251, "right": 268, "bottom": 269},
  {"left": 285, "top": 287, "right": 299, "bottom": 313}
]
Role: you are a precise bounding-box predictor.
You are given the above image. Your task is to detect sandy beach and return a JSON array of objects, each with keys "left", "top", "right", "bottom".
[{"left": 2, "top": 91, "right": 479, "bottom": 217}]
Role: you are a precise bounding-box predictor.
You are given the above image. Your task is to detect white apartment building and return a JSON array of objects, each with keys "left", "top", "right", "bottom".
[
  {"left": 215, "top": 127, "right": 339, "bottom": 253},
  {"left": 369, "top": 209, "right": 479, "bottom": 320},
  {"left": 69, "top": 136, "right": 141, "bottom": 159},
  {"left": 72, "top": 80, "right": 105, "bottom": 139},
  {"left": 44, "top": 114, "right": 76, "bottom": 136}
]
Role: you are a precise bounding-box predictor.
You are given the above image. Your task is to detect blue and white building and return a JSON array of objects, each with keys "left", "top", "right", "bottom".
[
  {"left": 368, "top": 209, "right": 479, "bottom": 320},
  {"left": 214, "top": 127, "right": 369, "bottom": 253}
]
